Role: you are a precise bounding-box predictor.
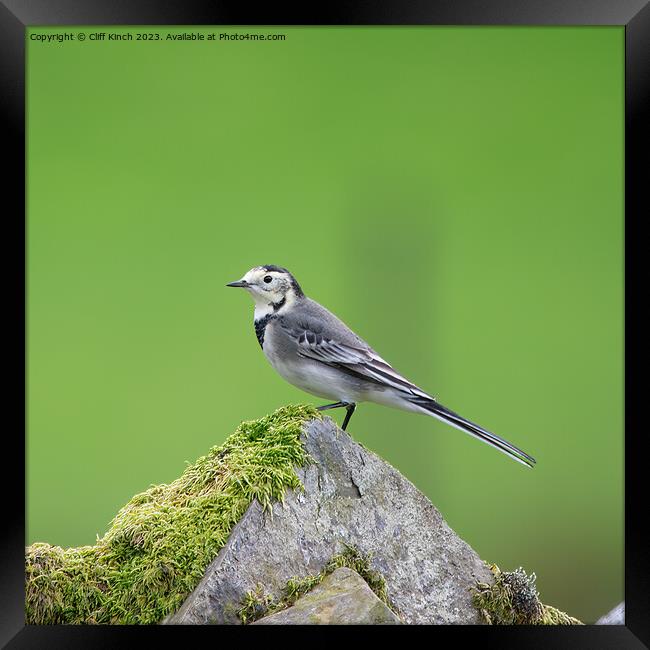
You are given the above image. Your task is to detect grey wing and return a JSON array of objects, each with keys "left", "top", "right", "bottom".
[{"left": 276, "top": 309, "right": 433, "bottom": 400}]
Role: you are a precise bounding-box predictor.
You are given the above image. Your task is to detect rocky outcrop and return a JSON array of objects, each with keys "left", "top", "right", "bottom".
[
  {"left": 166, "top": 416, "right": 493, "bottom": 625},
  {"left": 252, "top": 567, "right": 400, "bottom": 625}
]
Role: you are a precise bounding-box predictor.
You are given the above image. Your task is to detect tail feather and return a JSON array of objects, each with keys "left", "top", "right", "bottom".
[{"left": 409, "top": 395, "right": 536, "bottom": 468}]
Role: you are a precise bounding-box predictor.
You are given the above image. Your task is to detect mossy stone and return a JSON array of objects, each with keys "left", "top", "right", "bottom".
[
  {"left": 252, "top": 568, "right": 400, "bottom": 625},
  {"left": 25, "top": 404, "right": 320, "bottom": 625}
]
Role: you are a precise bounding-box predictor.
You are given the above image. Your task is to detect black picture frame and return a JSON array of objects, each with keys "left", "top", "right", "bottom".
[{"left": 3, "top": 1, "right": 647, "bottom": 647}]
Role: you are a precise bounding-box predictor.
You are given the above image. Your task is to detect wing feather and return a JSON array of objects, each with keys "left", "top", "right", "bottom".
[{"left": 278, "top": 318, "right": 432, "bottom": 400}]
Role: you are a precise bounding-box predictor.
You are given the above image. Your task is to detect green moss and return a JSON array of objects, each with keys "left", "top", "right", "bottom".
[
  {"left": 472, "top": 564, "right": 583, "bottom": 625},
  {"left": 237, "top": 544, "right": 399, "bottom": 624},
  {"left": 26, "top": 404, "right": 320, "bottom": 625}
]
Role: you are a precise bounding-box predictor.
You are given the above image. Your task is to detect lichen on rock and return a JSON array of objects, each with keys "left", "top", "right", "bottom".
[
  {"left": 471, "top": 564, "right": 583, "bottom": 625},
  {"left": 25, "top": 404, "right": 320, "bottom": 624}
]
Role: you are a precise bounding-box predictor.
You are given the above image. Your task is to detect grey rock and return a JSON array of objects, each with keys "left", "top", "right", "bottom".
[
  {"left": 166, "top": 417, "right": 493, "bottom": 625},
  {"left": 252, "top": 567, "right": 401, "bottom": 625},
  {"left": 596, "top": 601, "right": 625, "bottom": 625}
]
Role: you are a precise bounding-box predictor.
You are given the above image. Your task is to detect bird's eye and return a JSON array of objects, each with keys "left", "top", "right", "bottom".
[{"left": 263, "top": 275, "right": 273, "bottom": 284}]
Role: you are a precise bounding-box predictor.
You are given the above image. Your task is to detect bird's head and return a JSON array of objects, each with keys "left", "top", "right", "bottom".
[{"left": 227, "top": 265, "right": 304, "bottom": 316}]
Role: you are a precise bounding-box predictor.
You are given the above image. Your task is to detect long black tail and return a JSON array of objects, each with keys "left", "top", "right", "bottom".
[{"left": 409, "top": 395, "right": 536, "bottom": 468}]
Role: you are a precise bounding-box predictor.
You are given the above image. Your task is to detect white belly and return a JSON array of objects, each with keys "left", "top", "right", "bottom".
[{"left": 265, "top": 347, "right": 348, "bottom": 401}]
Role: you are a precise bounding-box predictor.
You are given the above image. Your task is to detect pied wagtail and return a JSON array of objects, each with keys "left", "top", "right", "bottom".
[{"left": 227, "top": 265, "right": 536, "bottom": 468}]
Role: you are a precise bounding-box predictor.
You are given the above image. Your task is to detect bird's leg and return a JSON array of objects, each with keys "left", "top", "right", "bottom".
[
  {"left": 316, "top": 401, "right": 356, "bottom": 433},
  {"left": 316, "top": 401, "right": 349, "bottom": 412},
  {"left": 341, "top": 403, "right": 356, "bottom": 431}
]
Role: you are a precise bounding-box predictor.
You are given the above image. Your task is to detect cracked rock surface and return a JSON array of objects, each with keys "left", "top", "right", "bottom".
[{"left": 166, "top": 416, "right": 492, "bottom": 625}]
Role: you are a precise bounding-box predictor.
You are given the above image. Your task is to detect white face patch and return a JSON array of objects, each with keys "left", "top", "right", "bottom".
[{"left": 238, "top": 266, "right": 296, "bottom": 319}]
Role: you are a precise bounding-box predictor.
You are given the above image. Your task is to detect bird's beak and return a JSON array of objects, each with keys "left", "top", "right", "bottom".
[{"left": 226, "top": 279, "right": 248, "bottom": 288}]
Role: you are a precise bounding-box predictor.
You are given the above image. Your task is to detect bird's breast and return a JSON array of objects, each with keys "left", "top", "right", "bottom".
[{"left": 260, "top": 319, "right": 294, "bottom": 369}]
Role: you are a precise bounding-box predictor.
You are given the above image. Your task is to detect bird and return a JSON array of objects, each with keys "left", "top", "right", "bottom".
[{"left": 227, "top": 265, "right": 536, "bottom": 468}]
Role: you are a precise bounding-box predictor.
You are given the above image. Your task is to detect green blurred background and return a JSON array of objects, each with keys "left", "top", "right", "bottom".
[{"left": 26, "top": 26, "right": 623, "bottom": 623}]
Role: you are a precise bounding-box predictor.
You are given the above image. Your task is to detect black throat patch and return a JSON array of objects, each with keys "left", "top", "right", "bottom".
[
  {"left": 272, "top": 296, "right": 286, "bottom": 312},
  {"left": 254, "top": 298, "right": 286, "bottom": 348},
  {"left": 254, "top": 314, "right": 273, "bottom": 348}
]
